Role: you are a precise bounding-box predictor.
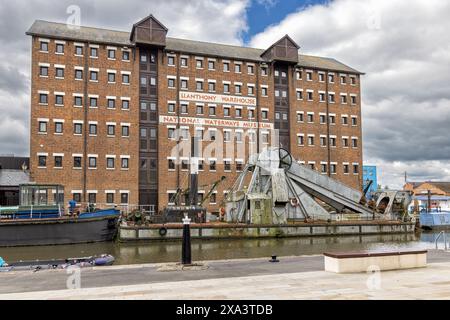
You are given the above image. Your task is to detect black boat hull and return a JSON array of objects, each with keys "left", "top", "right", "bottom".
[{"left": 0, "top": 215, "right": 119, "bottom": 247}]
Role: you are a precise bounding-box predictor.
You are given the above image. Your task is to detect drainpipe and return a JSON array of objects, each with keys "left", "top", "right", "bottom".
[
  {"left": 256, "top": 62, "right": 261, "bottom": 154},
  {"left": 175, "top": 51, "right": 181, "bottom": 205},
  {"left": 82, "top": 42, "right": 90, "bottom": 202},
  {"left": 325, "top": 71, "right": 331, "bottom": 177}
]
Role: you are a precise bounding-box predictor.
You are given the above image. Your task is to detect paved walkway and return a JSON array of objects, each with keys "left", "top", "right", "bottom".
[{"left": 1, "top": 251, "right": 450, "bottom": 300}]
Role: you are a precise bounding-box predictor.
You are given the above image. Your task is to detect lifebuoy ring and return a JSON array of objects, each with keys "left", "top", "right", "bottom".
[
  {"left": 220, "top": 207, "right": 226, "bottom": 216},
  {"left": 159, "top": 227, "right": 168, "bottom": 236},
  {"left": 411, "top": 216, "right": 416, "bottom": 223},
  {"left": 290, "top": 198, "right": 299, "bottom": 207}
]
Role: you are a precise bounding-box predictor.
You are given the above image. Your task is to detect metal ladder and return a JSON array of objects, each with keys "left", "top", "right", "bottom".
[{"left": 435, "top": 231, "right": 448, "bottom": 250}]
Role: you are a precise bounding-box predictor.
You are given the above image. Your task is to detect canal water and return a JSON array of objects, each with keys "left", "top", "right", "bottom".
[{"left": 0, "top": 231, "right": 445, "bottom": 265}]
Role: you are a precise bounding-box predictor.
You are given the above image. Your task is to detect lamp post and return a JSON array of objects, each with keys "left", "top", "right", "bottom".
[{"left": 181, "top": 213, "right": 192, "bottom": 265}]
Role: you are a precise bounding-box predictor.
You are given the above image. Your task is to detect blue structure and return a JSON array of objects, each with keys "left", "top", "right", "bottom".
[{"left": 363, "top": 166, "right": 378, "bottom": 199}]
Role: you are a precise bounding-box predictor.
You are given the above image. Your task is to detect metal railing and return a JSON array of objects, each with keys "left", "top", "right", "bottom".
[{"left": 435, "top": 231, "right": 448, "bottom": 250}]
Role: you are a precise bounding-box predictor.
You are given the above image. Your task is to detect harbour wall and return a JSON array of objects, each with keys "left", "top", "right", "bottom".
[{"left": 119, "top": 221, "right": 415, "bottom": 242}]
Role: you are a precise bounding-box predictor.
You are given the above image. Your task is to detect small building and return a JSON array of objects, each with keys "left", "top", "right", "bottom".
[
  {"left": 404, "top": 181, "right": 450, "bottom": 212},
  {"left": 362, "top": 165, "right": 377, "bottom": 198},
  {"left": 0, "top": 156, "right": 31, "bottom": 206}
]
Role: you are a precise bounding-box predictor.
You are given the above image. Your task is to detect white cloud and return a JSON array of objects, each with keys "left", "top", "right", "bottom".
[
  {"left": 250, "top": 0, "right": 450, "bottom": 188},
  {"left": 0, "top": 0, "right": 249, "bottom": 157}
]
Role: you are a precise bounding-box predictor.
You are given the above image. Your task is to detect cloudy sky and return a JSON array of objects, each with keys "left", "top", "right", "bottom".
[{"left": 0, "top": 0, "right": 449, "bottom": 188}]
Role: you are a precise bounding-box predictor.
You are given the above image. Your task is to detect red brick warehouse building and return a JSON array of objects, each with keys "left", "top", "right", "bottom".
[{"left": 26, "top": 15, "right": 364, "bottom": 214}]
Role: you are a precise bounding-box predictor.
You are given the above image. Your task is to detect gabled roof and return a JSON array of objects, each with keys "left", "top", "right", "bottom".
[
  {"left": 408, "top": 181, "right": 450, "bottom": 194},
  {"left": 26, "top": 20, "right": 364, "bottom": 74},
  {"left": 260, "top": 34, "right": 300, "bottom": 58},
  {"left": 130, "top": 14, "right": 168, "bottom": 42}
]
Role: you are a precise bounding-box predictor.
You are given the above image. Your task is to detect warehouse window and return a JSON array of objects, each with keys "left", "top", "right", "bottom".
[
  {"left": 168, "top": 159, "right": 175, "bottom": 170},
  {"left": 54, "top": 156, "right": 63, "bottom": 168},
  {"left": 353, "top": 164, "right": 359, "bottom": 174},
  {"left": 342, "top": 137, "right": 349, "bottom": 147},
  {"left": 308, "top": 136, "right": 315, "bottom": 146},
  {"left": 75, "top": 69, "right": 83, "bottom": 80},
  {"left": 55, "top": 122, "right": 63, "bottom": 134},
  {"left": 343, "top": 164, "right": 349, "bottom": 174},
  {"left": 108, "top": 49, "right": 116, "bottom": 59},
  {"left": 39, "top": 41, "right": 48, "bottom": 52},
  {"left": 106, "top": 157, "right": 115, "bottom": 169},
  {"left": 88, "top": 157, "right": 97, "bottom": 168},
  {"left": 38, "top": 155, "right": 47, "bottom": 167},
  {"left": 122, "top": 74, "right": 130, "bottom": 84},
  {"left": 306, "top": 71, "right": 313, "bottom": 81},
  {"left": 121, "top": 158, "right": 129, "bottom": 169},
  {"left": 261, "top": 67, "right": 268, "bottom": 76},
  {"left": 168, "top": 103, "right": 176, "bottom": 113},
  {"left": 234, "top": 63, "right": 241, "bottom": 73},
  {"left": 196, "top": 81, "right": 203, "bottom": 91},
  {"left": 208, "top": 82, "right": 216, "bottom": 92},
  {"left": 224, "top": 160, "right": 231, "bottom": 171},
  {"left": 90, "top": 47, "right": 98, "bottom": 58},
  {"left": 122, "top": 51, "right": 130, "bottom": 61},
  {"left": 209, "top": 160, "right": 216, "bottom": 171},
  {"left": 342, "top": 116, "right": 348, "bottom": 125},
  {"left": 90, "top": 97, "right": 98, "bottom": 108},
  {"left": 122, "top": 100, "right": 129, "bottom": 110},
  {"left": 88, "top": 193, "right": 97, "bottom": 204},
  {"left": 73, "top": 193, "right": 81, "bottom": 202},
  {"left": 247, "top": 65, "right": 254, "bottom": 74},
  {"left": 121, "top": 125, "right": 129, "bottom": 137},
  {"left": 196, "top": 104, "right": 204, "bottom": 115},
  {"left": 75, "top": 46, "right": 83, "bottom": 56},
  {"left": 208, "top": 60, "right": 215, "bottom": 70},
  {"left": 196, "top": 59, "right": 203, "bottom": 69},
  {"left": 319, "top": 72, "right": 325, "bottom": 82},
  {"left": 89, "top": 124, "right": 97, "bottom": 135},
  {"left": 223, "top": 83, "right": 230, "bottom": 93},
  {"left": 321, "top": 163, "right": 327, "bottom": 174},
  {"left": 167, "top": 78, "right": 175, "bottom": 88},
  {"left": 352, "top": 117, "right": 358, "bottom": 126},
  {"left": 107, "top": 125, "right": 115, "bottom": 136},
  {"left": 105, "top": 98, "right": 114, "bottom": 109},
  {"left": 120, "top": 193, "right": 129, "bottom": 204},
  {"left": 55, "top": 95, "right": 64, "bottom": 106},
  {"left": 180, "top": 57, "right": 188, "bottom": 67},
  {"left": 261, "top": 87, "right": 268, "bottom": 96},
  {"left": 56, "top": 68, "right": 64, "bottom": 78},
  {"left": 108, "top": 73, "right": 116, "bottom": 83},
  {"left": 106, "top": 193, "right": 114, "bottom": 204},
  {"left": 261, "top": 110, "right": 268, "bottom": 120},
  {"left": 39, "top": 92, "right": 48, "bottom": 104},
  {"left": 38, "top": 121, "right": 47, "bottom": 133},
  {"left": 223, "top": 62, "right": 230, "bottom": 72},
  {"left": 168, "top": 56, "right": 175, "bottom": 66},
  {"left": 39, "top": 66, "right": 48, "bottom": 77},
  {"left": 55, "top": 43, "right": 64, "bottom": 54},
  {"left": 73, "top": 157, "right": 82, "bottom": 168},
  {"left": 168, "top": 127, "right": 175, "bottom": 139},
  {"left": 328, "top": 74, "right": 335, "bottom": 83},
  {"left": 74, "top": 123, "right": 82, "bottom": 135},
  {"left": 297, "top": 135, "right": 304, "bottom": 146},
  {"left": 181, "top": 79, "right": 188, "bottom": 89}
]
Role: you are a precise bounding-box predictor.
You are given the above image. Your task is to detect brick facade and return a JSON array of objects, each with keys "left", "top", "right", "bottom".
[{"left": 27, "top": 16, "right": 364, "bottom": 214}]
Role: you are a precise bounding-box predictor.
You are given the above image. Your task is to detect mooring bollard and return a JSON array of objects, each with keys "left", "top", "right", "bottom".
[{"left": 182, "top": 213, "right": 192, "bottom": 265}]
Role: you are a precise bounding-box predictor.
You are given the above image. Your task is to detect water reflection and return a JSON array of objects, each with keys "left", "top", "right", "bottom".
[{"left": 0, "top": 231, "right": 444, "bottom": 265}]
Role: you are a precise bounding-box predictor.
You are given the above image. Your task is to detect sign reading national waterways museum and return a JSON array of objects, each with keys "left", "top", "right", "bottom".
[
  {"left": 179, "top": 92, "right": 257, "bottom": 107},
  {"left": 159, "top": 115, "right": 274, "bottom": 129}
]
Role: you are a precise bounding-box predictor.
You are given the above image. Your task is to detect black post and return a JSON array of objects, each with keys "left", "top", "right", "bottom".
[
  {"left": 181, "top": 213, "right": 192, "bottom": 265},
  {"left": 189, "top": 136, "right": 199, "bottom": 207}
]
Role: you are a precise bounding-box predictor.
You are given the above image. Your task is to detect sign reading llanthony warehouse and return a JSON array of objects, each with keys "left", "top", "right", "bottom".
[
  {"left": 159, "top": 115, "right": 274, "bottom": 129},
  {"left": 179, "top": 92, "right": 256, "bottom": 106}
]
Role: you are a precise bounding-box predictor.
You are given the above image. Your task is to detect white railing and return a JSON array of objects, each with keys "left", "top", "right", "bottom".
[{"left": 435, "top": 231, "right": 448, "bottom": 250}]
